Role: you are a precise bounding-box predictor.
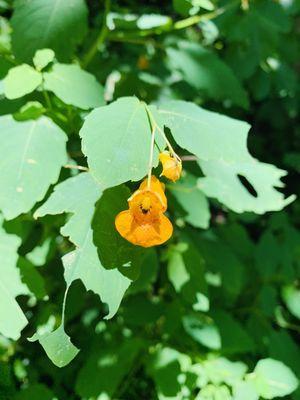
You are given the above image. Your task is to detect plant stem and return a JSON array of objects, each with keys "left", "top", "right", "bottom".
[
  {"left": 42, "top": 89, "right": 52, "bottom": 110},
  {"left": 180, "top": 155, "right": 198, "bottom": 161},
  {"left": 144, "top": 103, "right": 180, "bottom": 161},
  {"left": 82, "top": 0, "right": 110, "bottom": 68},
  {"left": 64, "top": 164, "right": 89, "bottom": 171},
  {"left": 147, "top": 125, "right": 156, "bottom": 189},
  {"left": 173, "top": 8, "right": 224, "bottom": 30}
]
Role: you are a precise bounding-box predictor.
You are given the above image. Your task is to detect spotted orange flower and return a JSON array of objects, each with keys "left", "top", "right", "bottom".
[
  {"left": 115, "top": 176, "right": 173, "bottom": 247},
  {"left": 159, "top": 151, "right": 182, "bottom": 182}
]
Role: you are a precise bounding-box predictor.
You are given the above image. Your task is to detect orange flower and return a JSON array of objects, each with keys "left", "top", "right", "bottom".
[
  {"left": 115, "top": 176, "right": 173, "bottom": 247},
  {"left": 159, "top": 151, "right": 182, "bottom": 182}
]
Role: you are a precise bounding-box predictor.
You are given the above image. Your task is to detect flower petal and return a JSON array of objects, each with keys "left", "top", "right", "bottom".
[{"left": 115, "top": 210, "right": 173, "bottom": 248}]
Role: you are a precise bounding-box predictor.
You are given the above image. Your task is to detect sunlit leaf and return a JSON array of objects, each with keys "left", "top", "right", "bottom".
[
  {"left": 0, "top": 116, "right": 67, "bottom": 219},
  {"left": 44, "top": 63, "right": 104, "bottom": 109}
]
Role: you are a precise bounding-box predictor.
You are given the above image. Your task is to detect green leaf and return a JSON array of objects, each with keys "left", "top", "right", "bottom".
[
  {"left": 128, "top": 249, "right": 159, "bottom": 295},
  {"left": 147, "top": 347, "right": 193, "bottom": 399},
  {"left": 157, "top": 100, "right": 251, "bottom": 163},
  {"left": 198, "top": 384, "right": 232, "bottom": 400},
  {"left": 211, "top": 310, "right": 255, "bottom": 354},
  {"left": 0, "top": 116, "right": 67, "bottom": 220},
  {"left": 199, "top": 158, "right": 295, "bottom": 214},
  {"left": 282, "top": 285, "right": 300, "bottom": 319},
  {"left": 92, "top": 185, "right": 144, "bottom": 277},
  {"left": 33, "top": 48, "right": 55, "bottom": 71},
  {"left": 14, "top": 384, "right": 54, "bottom": 400},
  {"left": 166, "top": 41, "right": 249, "bottom": 108},
  {"left": 80, "top": 97, "right": 160, "bottom": 189},
  {"left": 25, "top": 238, "right": 52, "bottom": 267},
  {"left": 4, "top": 64, "right": 42, "bottom": 99},
  {"left": 29, "top": 325, "right": 79, "bottom": 368},
  {"left": 76, "top": 338, "right": 144, "bottom": 398},
  {"left": 233, "top": 381, "right": 259, "bottom": 400},
  {"left": 268, "top": 330, "right": 300, "bottom": 378},
  {"left": 11, "top": 0, "right": 88, "bottom": 62},
  {"left": 18, "top": 257, "right": 47, "bottom": 300},
  {"left": 0, "top": 219, "right": 28, "bottom": 339},
  {"left": 43, "top": 63, "right": 105, "bottom": 109},
  {"left": 13, "top": 101, "right": 45, "bottom": 121},
  {"left": 35, "top": 173, "right": 131, "bottom": 319},
  {"left": 167, "top": 240, "right": 209, "bottom": 311},
  {"left": 204, "top": 357, "right": 247, "bottom": 386},
  {"left": 250, "top": 358, "right": 299, "bottom": 399},
  {"left": 157, "top": 100, "right": 294, "bottom": 213},
  {"left": 182, "top": 313, "right": 221, "bottom": 350},
  {"left": 170, "top": 173, "right": 210, "bottom": 228}
]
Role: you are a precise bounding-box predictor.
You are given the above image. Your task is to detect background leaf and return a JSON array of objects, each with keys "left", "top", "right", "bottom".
[{"left": 11, "top": 0, "right": 88, "bottom": 62}]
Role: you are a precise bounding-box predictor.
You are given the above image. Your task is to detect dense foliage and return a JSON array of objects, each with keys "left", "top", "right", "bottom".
[{"left": 0, "top": 0, "right": 299, "bottom": 398}]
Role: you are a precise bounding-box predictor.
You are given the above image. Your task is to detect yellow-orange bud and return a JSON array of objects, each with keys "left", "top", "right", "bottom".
[{"left": 159, "top": 151, "right": 182, "bottom": 182}]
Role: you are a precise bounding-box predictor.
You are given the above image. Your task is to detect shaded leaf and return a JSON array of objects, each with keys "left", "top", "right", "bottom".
[
  {"left": 11, "top": 0, "right": 88, "bottom": 62},
  {"left": 167, "top": 41, "right": 249, "bottom": 107}
]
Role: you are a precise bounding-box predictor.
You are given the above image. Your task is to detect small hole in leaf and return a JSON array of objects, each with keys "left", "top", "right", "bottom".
[{"left": 237, "top": 174, "right": 258, "bottom": 198}]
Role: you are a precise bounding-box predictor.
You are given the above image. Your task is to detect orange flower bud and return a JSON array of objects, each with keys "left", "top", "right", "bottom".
[
  {"left": 159, "top": 151, "right": 182, "bottom": 182},
  {"left": 115, "top": 176, "right": 173, "bottom": 247}
]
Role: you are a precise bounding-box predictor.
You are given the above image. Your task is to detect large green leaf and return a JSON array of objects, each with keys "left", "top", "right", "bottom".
[
  {"left": 80, "top": 97, "right": 161, "bottom": 189},
  {"left": 43, "top": 63, "right": 105, "bottom": 110},
  {"left": 34, "top": 173, "right": 132, "bottom": 366},
  {"left": 0, "top": 219, "right": 28, "bottom": 340},
  {"left": 4, "top": 64, "right": 42, "bottom": 99},
  {"left": 35, "top": 173, "right": 131, "bottom": 319},
  {"left": 157, "top": 100, "right": 294, "bottom": 213},
  {"left": 166, "top": 41, "right": 249, "bottom": 108},
  {"left": 199, "top": 158, "right": 294, "bottom": 214},
  {"left": 250, "top": 358, "right": 298, "bottom": 399},
  {"left": 156, "top": 100, "right": 251, "bottom": 163},
  {"left": 0, "top": 116, "right": 67, "bottom": 220},
  {"left": 11, "top": 0, "right": 88, "bottom": 62}
]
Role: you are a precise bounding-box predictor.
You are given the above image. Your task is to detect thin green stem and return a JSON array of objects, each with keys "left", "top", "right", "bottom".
[
  {"left": 147, "top": 125, "right": 156, "bottom": 189},
  {"left": 82, "top": 0, "right": 110, "bottom": 68},
  {"left": 42, "top": 89, "right": 52, "bottom": 110},
  {"left": 173, "top": 8, "right": 224, "bottom": 30},
  {"left": 61, "top": 286, "right": 69, "bottom": 325},
  {"left": 144, "top": 103, "right": 180, "bottom": 161}
]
